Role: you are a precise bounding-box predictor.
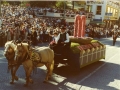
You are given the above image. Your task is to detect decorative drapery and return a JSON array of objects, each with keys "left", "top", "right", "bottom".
[{"left": 74, "top": 14, "right": 86, "bottom": 37}]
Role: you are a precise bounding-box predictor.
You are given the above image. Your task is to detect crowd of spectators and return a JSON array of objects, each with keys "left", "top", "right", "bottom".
[
  {"left": 0, "top": 4, "right": 74, "bottom": 47},
  {"left": 0, "top": 4, "right": 120, "bottom": 47},
  {"left": 29, "top": 6, "right": 79, "bottom": 14},
  {"left": 85, "top": 25, "right": 120, "bottom": 39}
]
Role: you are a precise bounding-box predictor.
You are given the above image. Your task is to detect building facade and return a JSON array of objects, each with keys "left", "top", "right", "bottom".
[{"left": 86, "top": 0, "right": 120, "bottom": 28}]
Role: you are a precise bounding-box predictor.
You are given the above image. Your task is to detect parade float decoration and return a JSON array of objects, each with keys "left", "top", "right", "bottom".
[
  {"left": 68, "top": 14, "right": 106, "bottom": 69},
  {"left": 69, "top": 36, "right": 106, "bottom": 69},
  {"left": 52, "top": 14, "right": 106, "bottom": 70}
]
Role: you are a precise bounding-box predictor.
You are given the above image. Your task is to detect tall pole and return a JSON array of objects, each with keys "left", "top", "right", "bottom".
[
  {"left": 63, "top": 1, "right": 65, "bottom": 19},
  {"left": 0, "top": 1, "right": 1, "bottom": 17},
  {"left": 21, "top": 1, "right": 22, "bottom": 7},
  {"left": 72, "top": 1, "right": 74, "bottom": 10}
]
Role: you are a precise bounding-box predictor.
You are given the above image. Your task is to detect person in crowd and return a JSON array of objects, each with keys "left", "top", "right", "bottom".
[
  {"left": 49, "top": 31, "right": 59, "bottom": 49},
  {"left": 0, "top": 28, "right": 5, "bottom": 47},
  {"left": 111, "top": 28, "right": 118, "bottom": 46},
  {"left": 6, "top": 28, "right": 12, "bottom": 41},
  {"left": 0, "top": 17, "right": 2, "bottom": 28},
  {"left": 49, "top": 25, "right": 71, "bottom": 67},
  {"left": 19, "top": 26, "right": 25, "bottom": 41},
  {"left": 31, "top": 27, "right": 37, "bottom": 46},
  {"left": 118, "top": 27, "right": 120, "bottom": 37},
  {"left": 44, "top": 27, "right": 50, "bottom": 42},
  {"left": 39, "top": 28, "right": 44, "bottom": 43},
  {"left": 105, "top": 28, "right": 109, "bottom": 38},
  {"left": 53, "top": 25, "right": 70, "bottom": 61}
]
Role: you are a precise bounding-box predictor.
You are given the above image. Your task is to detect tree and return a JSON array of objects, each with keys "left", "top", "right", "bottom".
[
  {"left": 30, "top": 1, "right": 46, "bottom": 7},
  {"left": 29, "top": 1, "right": 56, "bottom": 7},
  {"left": 20, "top": 1, "right": 30, "bottom": 7},
  {"left": 55, "top": 1, "right": 67, "bottom": 9},
  {"left": 1, "top": 1, "right": 9, "bottom": 5}
]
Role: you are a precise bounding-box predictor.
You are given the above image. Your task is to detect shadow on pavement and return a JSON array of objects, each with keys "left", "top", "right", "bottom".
[
  {"left": 0, "top": 39, "right": 119, "bottom": 90},
  {"left": 77, "top": 61, "right": 120, "bottom": 90},
  {"left": 0, "top": 55, "right": 119, "bottom": 90}
]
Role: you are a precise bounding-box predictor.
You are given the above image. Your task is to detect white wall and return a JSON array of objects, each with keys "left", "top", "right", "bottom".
[
  {"left": 87, "top": 0, "right": 107, "bottom": 21},
  {"left": 92, "top": 4, "right": 105, "bottom": 20}
]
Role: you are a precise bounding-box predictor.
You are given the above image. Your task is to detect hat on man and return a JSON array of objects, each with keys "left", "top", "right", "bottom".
[{"left": 60, "top": 25, "right": 66, "bottom": 29}]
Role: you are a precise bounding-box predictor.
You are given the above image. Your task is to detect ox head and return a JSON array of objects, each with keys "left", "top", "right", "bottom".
[
  {"left": 14, "top": 42, "right": 30, "bottom": 64},
  {"left": 4, "top": 41, "right": 17, "bottom": 70},
  {"left": 4, "top": 41, "right": 15, "bottom": 60}
]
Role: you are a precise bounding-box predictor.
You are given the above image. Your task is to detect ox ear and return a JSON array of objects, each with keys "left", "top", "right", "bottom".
[
  {"left": 21, "top": 43, "right": 23, "bottom": 46},
  {"left": 13, "top": 40, "right": 17, "bottom": 45}
]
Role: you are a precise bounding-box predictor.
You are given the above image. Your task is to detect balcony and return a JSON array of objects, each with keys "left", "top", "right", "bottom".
[
  {"left": 35, "top": 11, "right": 92, "bottom": 24},
  {"left": 107, "top": 1, "right": 120, "bottom": 9},
  {"left": 104, "top": 16, "right": 118, "bottom": 21}
]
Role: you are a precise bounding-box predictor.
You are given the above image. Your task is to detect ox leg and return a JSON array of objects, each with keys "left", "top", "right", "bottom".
[
  {"left": 23, "top": 66, "right": 33, "bottom": 87},
  {"left": 44, "top": 62, "right": 54, "bottom": 83},
  {"left": 23, "top": 66, "right": 28, "bottom": 86},
  {"left": 26, "top": 67, "right": 33, "bottom": 86},
  {"left": 44, "top": 64, "right": 50, "bottom": 83},
  {"left": 10, "top": 65, "right": 20, "bottom": 84},
  {"left": 49, "top": 60, "right": 54, "bottom": 78},
  {"left": 10, "top": 67, "right": 14, "bottom": 84}
]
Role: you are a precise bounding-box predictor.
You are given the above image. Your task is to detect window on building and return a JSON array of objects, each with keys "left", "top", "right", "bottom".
[
  {"left": 107, "top": 7, "right": 110, "bottom": 13},
  {"left": 113, "top": 9, "right": 115, "bottom": 16},
  {"left": 115, "top": 10, "right": 118, "bottom": 16},
  {"left": 96, "top": 6, "right": 102, "bottom": 15},
  {"left": 111, "top": 8, "right": 113, "bottom": 13},
  {"left": 86, "top": 5, "right": 92, "bottom": 12}
]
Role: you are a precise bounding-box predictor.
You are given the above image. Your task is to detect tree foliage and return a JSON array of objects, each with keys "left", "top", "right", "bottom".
[
  {"left": 1, "top": 1, "right": 70, "bottom": 9},
  {"left": 55, "top": 1, "right": 67, "bottom": 9},
  {"left": 1, "top": 1, "right": 10, "bottom": 5},
  {"left": 29, "top": 1, "right": 56, "bottom": 7}
]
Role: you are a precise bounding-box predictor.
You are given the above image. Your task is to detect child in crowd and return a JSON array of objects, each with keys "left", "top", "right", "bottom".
[{"left": 49, "top": 31, "right": 59, "bottom": 49}]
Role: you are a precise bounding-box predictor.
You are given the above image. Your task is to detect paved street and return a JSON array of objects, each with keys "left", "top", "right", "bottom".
[
  {"left": 77, "top": 37, "right": 120, "bottom": 90},
  {"left": 0, "top": 37, "right": 120, "bottom": 90}
]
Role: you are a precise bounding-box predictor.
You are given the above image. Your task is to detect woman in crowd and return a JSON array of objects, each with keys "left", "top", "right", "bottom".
[{"left": 111, "top": 28, "right": 119, "bottom": 46}]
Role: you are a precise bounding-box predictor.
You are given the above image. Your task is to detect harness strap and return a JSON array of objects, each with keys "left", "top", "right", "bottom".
[
  {"left": 38, "top": 52, "right": 42, "bottom": 63},
  {"left": 17, "top": 53, "right": 29, "bottom": 65}
]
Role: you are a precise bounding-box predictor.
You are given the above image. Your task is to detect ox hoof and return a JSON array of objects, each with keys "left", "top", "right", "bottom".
[
  {"left": 48, "top": 77, "right": 51, "bottom": 80},
  {"left": 15, "top": 76, "right": 18, "bottom": 81},
  {"left": 10, "top": 81, "right": 14, "bottom": 84},
  {"left": 30, "top": 80, "right": 34, "bottom": 84},
  {"left": 24, "top": 84, "right": 28, "bottom": 87},
  {"left": 43, "top": 80, "right": 48, "bottom": 83}
]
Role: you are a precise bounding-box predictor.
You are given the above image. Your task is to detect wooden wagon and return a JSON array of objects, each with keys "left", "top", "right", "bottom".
[{"left": 54, "top": 36, "right": 106, "bottom": 69}]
